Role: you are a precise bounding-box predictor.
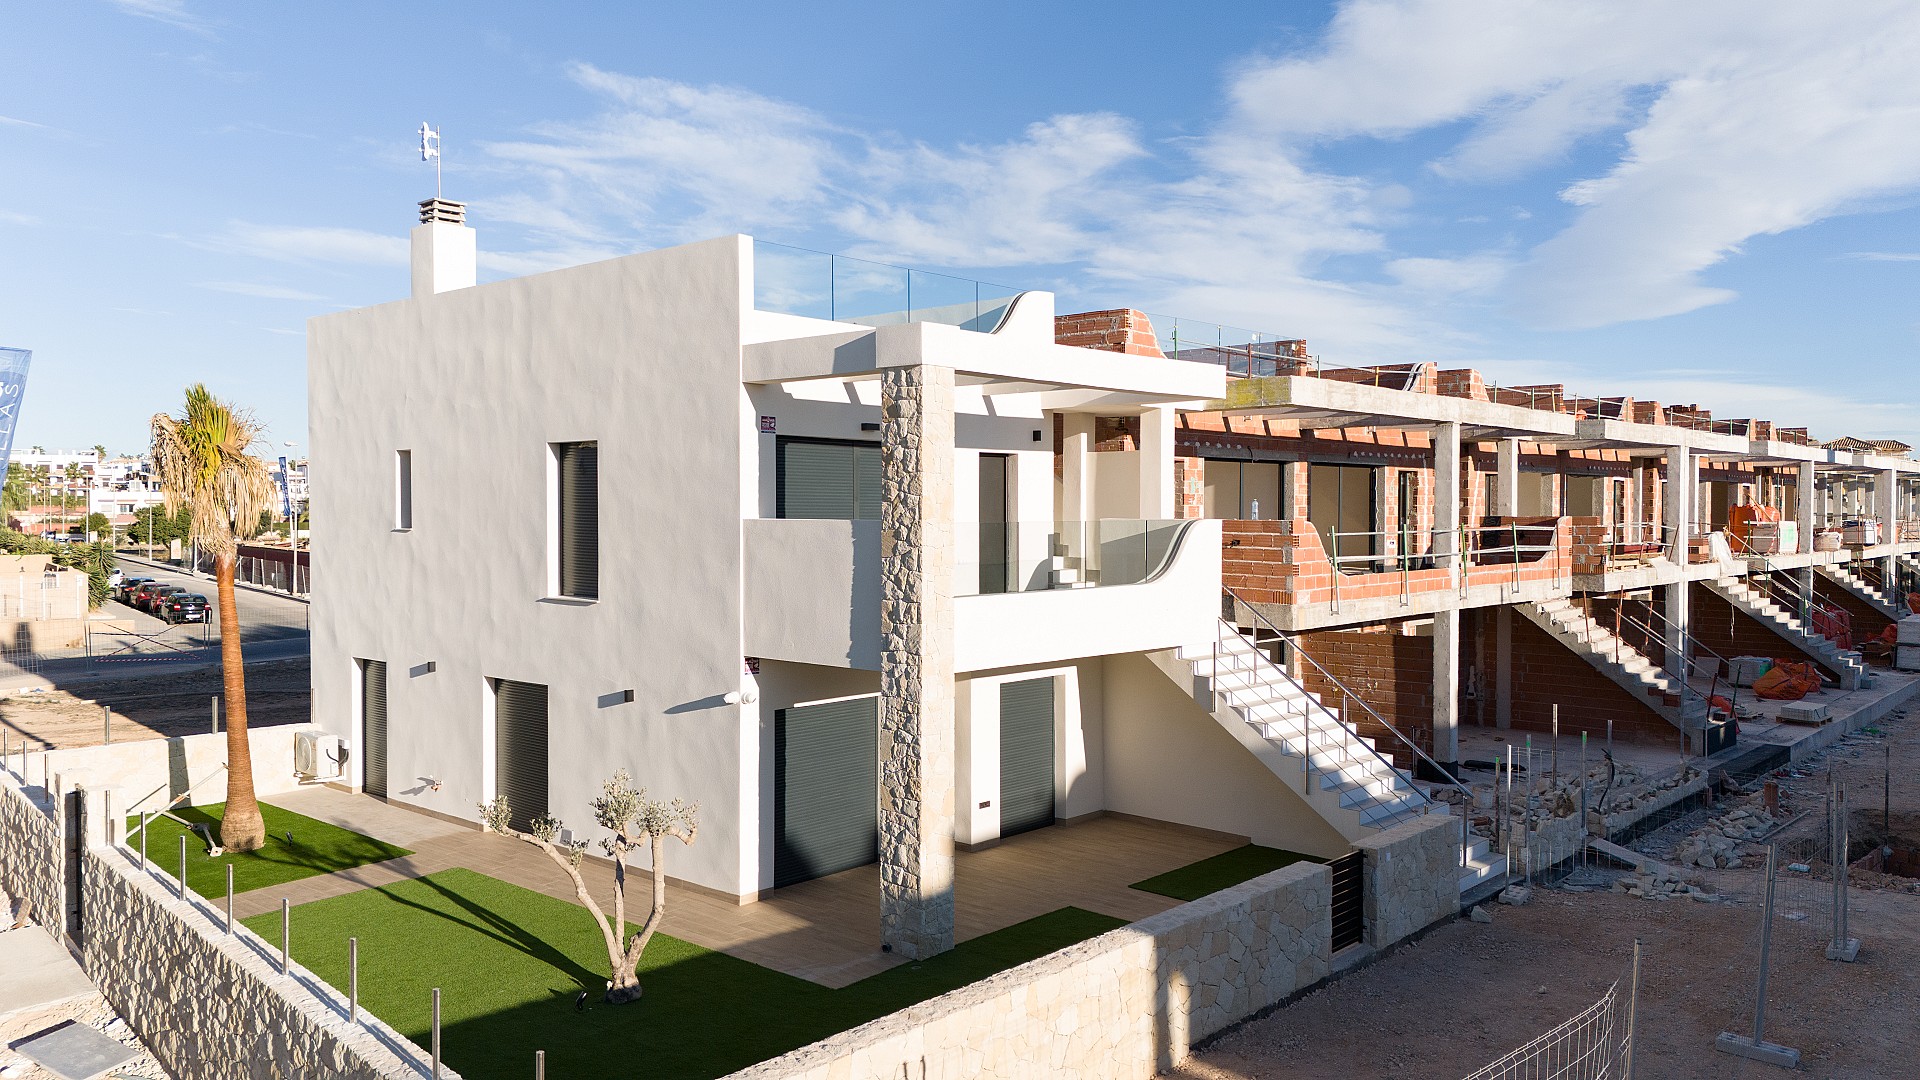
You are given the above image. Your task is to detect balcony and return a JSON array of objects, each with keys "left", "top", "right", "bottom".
[
  {"left": 752, "top": 240, "right": 1024, "bottom": 333},
  {"left": 742, "top": 517, "right": 1221, "bottom": 672}
]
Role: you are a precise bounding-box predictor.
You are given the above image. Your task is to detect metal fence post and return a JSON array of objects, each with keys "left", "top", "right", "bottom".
[
  {"left": 535, "top": 1050, "right": 545, "bottom": 1080},
  {"left": 178, "top": 835, "right": 187, "bottom": 899},
  {"left": 281, "top": 899, "right": 290, "bottom": 975},
  {"left": 432, "top": 988, "right": 442, "bottom": 1078},
  {"left": 103, "top": 705, "right": 111, "bottom": 744},
  {"left": 1828, "top": 780, "right": 1859, "bottom": 962},
  {"left": 1716, "top": 843, "right": 1800, "bottom": 1067},
  {"left": 225, "top": 865, "right": 233, "bottom": 933},
  {"left": 211, "top": 695, "right": 220, "bottom": 734},
  {"left": 1625, "top": 938, "right": 1641, "bottom": 1079},
  {"left": 348, "top": 937, "right": 358, "bottom": 1023},
  {"left": 139, "top": 812, "right": 147, "bottom": 868}
]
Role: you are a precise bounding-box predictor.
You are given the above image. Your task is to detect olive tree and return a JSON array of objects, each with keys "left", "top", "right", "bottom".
[{"left": 480, "top": 770, "right": 697, "bottom": 1004}]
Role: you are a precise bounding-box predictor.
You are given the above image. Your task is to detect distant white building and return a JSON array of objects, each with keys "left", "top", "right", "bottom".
[{"left": 271, "top": 457, "right": 309, "bottom": 519}]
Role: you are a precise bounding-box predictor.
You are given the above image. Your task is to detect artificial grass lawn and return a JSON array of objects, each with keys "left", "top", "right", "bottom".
[
  {"left": 1128, "top": 844, "right": 1322, "bottom": 902},
  {"left": 127, "top": 801, "right": 411, "bottom": 899},
  {"left": 249, "top": 868, "right": 1125, "bottom": 1080}
]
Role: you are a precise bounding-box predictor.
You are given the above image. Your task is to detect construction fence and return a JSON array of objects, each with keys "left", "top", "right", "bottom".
[{"left": 1461, "top": 942, "right": 1640, "bottom": 1080}]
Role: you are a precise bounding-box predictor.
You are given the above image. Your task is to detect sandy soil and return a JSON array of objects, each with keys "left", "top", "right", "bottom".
[
  {"left": 0, "top": 656, "right": 310, "bottom": 751},
  {"left": 1170, "top": 700, "right": 1920, "bottom": 1080}
]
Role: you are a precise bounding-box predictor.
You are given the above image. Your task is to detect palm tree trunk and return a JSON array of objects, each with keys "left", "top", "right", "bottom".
[{"left": 216, "top": 552, "right": 265, "bottom": 851}]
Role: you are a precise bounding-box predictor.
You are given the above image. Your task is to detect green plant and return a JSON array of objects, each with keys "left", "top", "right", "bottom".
[{"left": 151, "top": 384, "right": 276, "bottom": 851}]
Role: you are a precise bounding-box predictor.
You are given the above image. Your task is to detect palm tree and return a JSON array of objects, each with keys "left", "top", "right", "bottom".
[
  {"left": 151, "top": 385, "right": 276, "bottom": 851},
  {"left": 62, "top": 463, "right": 84, "bottom": 534}
]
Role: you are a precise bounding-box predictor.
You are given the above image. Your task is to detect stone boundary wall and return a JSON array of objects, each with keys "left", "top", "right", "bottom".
[
  {"left": 1354, "top": 813, "right": 1460, "bottom": 949},
  {"left": 0, "top": 768, "right": 64, "bottom": 938},
  {"left": 44, "top": 724, "right": 318, "bottom": 816},
  {"left": 724, "top": 860, "right": 1333, "bottom": 1080},
  {"left": 81, "top": 843, "right": 459, "bottom": 1080}
]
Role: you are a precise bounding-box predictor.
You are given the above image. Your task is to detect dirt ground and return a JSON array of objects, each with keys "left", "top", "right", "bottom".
[
  {"left": 1171, "top": 699, "right": 1920, "bottom": 1080},
  {"left": 0, "top": 656, "right": 310, "bottom": 750}
]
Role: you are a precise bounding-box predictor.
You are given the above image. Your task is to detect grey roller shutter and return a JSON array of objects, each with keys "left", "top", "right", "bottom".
[
  {"left": 998, "top": 678, "right": 1055, "bottom": 836},
  {"left": 361, "top": 660, "right": 387, "bottom": 799},
  {"left": 495, "top": 680, "right": 550, "bottom": 832},
  {"left": 777, "top": 438, "right": 883, "bottom": 520},
  {"left": 558, "top": 442, "right": 598, "bottom": 598},
  {"left": 773, "top": 697, "right": 878, "bottom": 888}
]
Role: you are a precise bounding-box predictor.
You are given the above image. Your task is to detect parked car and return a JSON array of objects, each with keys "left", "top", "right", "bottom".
[
  {"left": 107, "top": 568, "right": 124, "bottom": 589},
  {"left": 161, "top": 593, "right": 209, "bottom": 624},
  {"left": 135, "top": 584, "right": 185, "bottom": 613},
  {"left": 117, "top": 576, "right": 154, "bottom": 602},
  {"left": 125, "top": 581, "right": 166, "bottom": 609}
]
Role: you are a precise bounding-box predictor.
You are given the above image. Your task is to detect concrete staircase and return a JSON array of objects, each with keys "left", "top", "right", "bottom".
[
  {"left": 1148, "top": 620, "right": 1505, "bottom": 895},
  {"left": 1702, "top": 577, "right": 1868, "bottom": 690},
  {"left": 1818, "top": 564, "right": 1903, "bottom": 620},
  {"left": 1517, "top": 599, "right": 1709, "bottom": 735}
]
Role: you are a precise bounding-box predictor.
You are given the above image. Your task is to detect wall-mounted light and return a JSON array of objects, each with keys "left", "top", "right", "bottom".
[
  {"left": 619, "top": 689, "right": 635, "bottom": 703},
  {"left": 723, "top": 688, "right": 761, "bottom": 705}
]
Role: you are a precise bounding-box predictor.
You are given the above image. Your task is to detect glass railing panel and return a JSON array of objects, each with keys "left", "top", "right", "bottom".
[
  {"left": 752, "top": 239, "right": 1024, "bottom": 333},
  {"left": 954, "top": 519, "right": 1192, "bottom": 596}
]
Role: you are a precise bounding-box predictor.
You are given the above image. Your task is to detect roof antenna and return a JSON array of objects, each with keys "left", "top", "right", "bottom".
[{"left": 419, "top": 121, "right": 442, "bottom": 198}]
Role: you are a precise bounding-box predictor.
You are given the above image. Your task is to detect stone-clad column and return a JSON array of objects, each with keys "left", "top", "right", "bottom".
[{"left": 879, "top": 363, "right": 956, "bottom": 959}]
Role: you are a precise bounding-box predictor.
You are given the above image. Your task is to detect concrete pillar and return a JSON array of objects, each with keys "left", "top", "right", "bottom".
[
  {"left": 1431, "top": 610, "right": 1461, "bottom": 774},
  {"left": 1136, "top": 406, "right": 1174, "bottom": 519},
  {"left": 1492, "top": 438, "right": 1520, "bottom": 517},
  {"left": 1494, "top": 606, "right": 1512, "bottom": 730},
  {"left": 879, "top": 363, "right": 956, "bottom": 959},
  {"left": 1796, "top": 462, "right": 1816, "bottom": 554},
  {"left": 1878, "top": 468, "right": 1900, "bottom": 582},
  {"left": 1433, "top": 422, "right": 1462, "bottom": 570},
  {"left": 1059, "top": 414, "right": 1094, "bottom": 525},
  {"left": 1664, "top": 447, "right": 1693, "bottom": 560}
]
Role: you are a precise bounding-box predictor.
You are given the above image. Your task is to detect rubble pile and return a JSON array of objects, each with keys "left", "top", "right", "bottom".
[
  {"left": 1670, "top": 808, "right": 1777, "bottom": 869},
  {"left": 1610, "top": 863, "right": 1718, "bottom": 902}
]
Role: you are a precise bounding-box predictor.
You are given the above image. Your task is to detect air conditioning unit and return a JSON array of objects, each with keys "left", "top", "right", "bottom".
[{"left": 294, "top": 730, "right": 344, "bottom": 781}]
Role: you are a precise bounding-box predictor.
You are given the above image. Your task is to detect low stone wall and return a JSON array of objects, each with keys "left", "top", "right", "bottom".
[
  {"left": 0, "top": 770, "right": 63, "bottom": 937},
  {"left": 44, "top": 724, "right": 318, "bottom": 816},
  {"left": 81, "top": 843, "right": 458, "bottom": 1080},
  {"left": 725, "top": 860, "right": 1333, "bottom": 1080},
  {"left": 1354, "top": 813, "right": 1460, "bottom": 949}
]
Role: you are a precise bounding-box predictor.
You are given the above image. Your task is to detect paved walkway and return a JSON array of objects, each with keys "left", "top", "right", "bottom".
[{"left": 236, "top": 787, "right": 1241, "bottom": 987}]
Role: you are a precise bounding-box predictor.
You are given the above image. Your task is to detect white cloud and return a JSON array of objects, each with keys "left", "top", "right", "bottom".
[
  {"left": 1843, "top": 252, "right": 1920, "bottom": 262},
  {"left": 0, "top": 115, "right": 47, "bottom": 129},
  {"left": 198, "top": 223, "right": 407, "bottom": 267},
  {"left": 1225, "top": 0, "right": 1920, "bottom": 329},
  {"left": 108, "top": 0, "right": 214, "bottom": 35},
  {"left": 196, "top": 281, "right": 326, "bottom": 301}
]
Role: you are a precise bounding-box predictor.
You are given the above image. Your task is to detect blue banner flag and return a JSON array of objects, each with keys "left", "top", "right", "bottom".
[
  {"left": 279, "top": 454, "right": 294, "bottom": 519},
  {"left": 0, "top": 348, "right": 31, "bottom": 497}
]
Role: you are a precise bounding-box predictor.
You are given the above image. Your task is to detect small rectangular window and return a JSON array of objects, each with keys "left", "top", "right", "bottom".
[
  {"left": 395, "top": 450, "right": 413, "bottom": 530},
  {"left": 556, "top": 441, "right": 599, "bottom": 599}
]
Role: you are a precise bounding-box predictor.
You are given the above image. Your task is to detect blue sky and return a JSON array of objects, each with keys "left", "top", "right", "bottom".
[{"left": 4, "top": 0, "right": 1919, "bottom": 456}]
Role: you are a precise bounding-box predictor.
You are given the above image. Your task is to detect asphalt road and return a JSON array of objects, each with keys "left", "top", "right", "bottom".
[{"left": 0, "top": 555, "right": 311, "bottom": 689}]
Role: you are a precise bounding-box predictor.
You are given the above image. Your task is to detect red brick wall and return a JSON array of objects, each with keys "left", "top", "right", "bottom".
[
  {"left": 1688, "top": 582, "right": 1841, "bottom": 680},
  {"left": 1054, "top": 309, "right": 1163, "bottom": 356},
  {"left": 1505, "top": 613, "right": 1678, "bottom": 744},
  {"left": 1295, "top": 623, "right": 1435, "bottom": 767},
  {"left": 1173, "top": 456, "right": 1205, "bottom": 520},
  {"left": 1813, "top": 579, "right": 1896, "bottom": 644}
]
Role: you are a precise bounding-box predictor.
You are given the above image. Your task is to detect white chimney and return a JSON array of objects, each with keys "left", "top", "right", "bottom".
[{"left": 411, "top": 198, "right": 476, "bottom": 297}]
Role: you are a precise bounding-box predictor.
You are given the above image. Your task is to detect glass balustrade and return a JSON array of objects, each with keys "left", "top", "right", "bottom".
[{"left": 954, "top": 519, "right": 1194, "bottom": 597}]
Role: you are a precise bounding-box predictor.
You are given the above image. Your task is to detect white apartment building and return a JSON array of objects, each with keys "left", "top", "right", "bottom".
[
  {"left": 311, "top": 199, "right": 1920, "bottom": 961},
  {"left": 312, "top": 201, "right": 1464, "bottom": 959}
]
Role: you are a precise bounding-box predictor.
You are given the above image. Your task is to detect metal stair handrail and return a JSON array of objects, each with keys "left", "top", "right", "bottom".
[
  {"left": 1589, "top": 596, "right": 1729, "bottom": 720},
  {"left": 1739, "top": 560, "right": 1850, "bottom": 638},
  {"left": 1223, "top": 587, "right": 1480, "bottom": 870}
]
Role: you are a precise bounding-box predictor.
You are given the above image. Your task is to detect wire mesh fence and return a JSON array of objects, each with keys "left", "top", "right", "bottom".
[{"left": 1461, "top": 942, "right": 1641, "bottom": 1080}]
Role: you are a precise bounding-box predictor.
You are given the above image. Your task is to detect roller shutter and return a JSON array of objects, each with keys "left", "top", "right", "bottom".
[
  {"left": 558, "top": 442, "right": 598, "bottom": 599},
  {"left": 998, "top": 677, "right": 1055, "bottom": 836},
  {"left": 495, "top": 679, "right": 550, "bottom": 832},
  {"left": 361, "top": 659, "right": 387, "bottom": 799},
  {"left": 777, "top": 438, "right": 883, "bottom": 520},
  {"left": 773, "top": 697, "right": 878, "bottom": 887}
]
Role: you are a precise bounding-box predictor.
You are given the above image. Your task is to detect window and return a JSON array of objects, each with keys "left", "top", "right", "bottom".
[
  {"left": 555, "top": 441, "right": 598, "bottom": 599},
  {"left": 1308, "top": 463, "right": 1378, "bottom": 572},
  {"left": 395, "top": 450, "right": 413, "bottom": 530},
  {"left": 776, "top": 437, "right": 883, "bottom": 520},
  {"left": 1201, "top": 458, "right": 1283, "bottom": 520}
]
